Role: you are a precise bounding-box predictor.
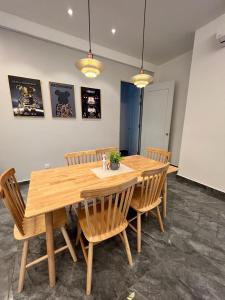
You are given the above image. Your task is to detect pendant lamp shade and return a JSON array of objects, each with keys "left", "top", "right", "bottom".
[
  {"left": 76, "top": 52, "right": 103, "bottom": 78},
  {"left": 132, "top": 69, "right": 153, "bottom": 88},
  {"left": 132, "top": 0, "right": 153, "bottom": 88},
  {"left": 76, "top": 0, "right": 103, "bottom": 78}
]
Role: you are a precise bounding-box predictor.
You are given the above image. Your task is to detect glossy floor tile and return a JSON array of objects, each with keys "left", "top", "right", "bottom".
[{"left": 1, "top": 175, "right": 225, "bottom": 299}]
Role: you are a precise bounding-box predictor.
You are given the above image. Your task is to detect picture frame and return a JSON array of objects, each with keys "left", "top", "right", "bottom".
[
  {"left": 49, "top": 82, "right": 76, "bottom": 118},
  {"left": 8, "top": 75, "right": 44, "bottom": 117},
  {"left": 81, "top": 86, "right": 101, "bottom": 119}
]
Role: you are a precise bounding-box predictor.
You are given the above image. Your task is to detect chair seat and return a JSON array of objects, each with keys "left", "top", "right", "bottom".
[
  {"left": 130, "top": 186, "right": 161, "bottom": 213},
  {"left": 77, "top": 203, "right": 128, "bottom": 243},
  {"left": 14, "top": 208, "right": 67, "bottom": 240}
]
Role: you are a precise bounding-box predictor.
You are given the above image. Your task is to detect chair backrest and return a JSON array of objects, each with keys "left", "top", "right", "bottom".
[
  {"left": 65, "top": 150, "right": 97, "bottom": 166},
  {"left": 146, "top": 147, "right": 171, "bottom": 163},
  {"left": 138, "top": 164, "right": 169, "bottom": 210},
  {"left": 0, "top": 186, "right": 4, "bottom": 199},
  {"left": 80, "top": 177, "right": 137, "bottom": 238},
  {"left": 0, "top": 168, "right": 25, "bottom": 235},
  {"left": 96, "top": 147, "right": 118, "bottom": 161}
]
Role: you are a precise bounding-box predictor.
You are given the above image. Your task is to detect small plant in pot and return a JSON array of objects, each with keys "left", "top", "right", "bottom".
[{"left": 109, "top": 151, "right": 122, "bottom": 170}]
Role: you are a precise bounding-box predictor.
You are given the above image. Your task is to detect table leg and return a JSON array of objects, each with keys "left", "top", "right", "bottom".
[
  {"left": 45, "top": 212, "right": 56, "bottom": 287},
  {"left": 162, "top": 178, "right": 167, "bottom": 218}
]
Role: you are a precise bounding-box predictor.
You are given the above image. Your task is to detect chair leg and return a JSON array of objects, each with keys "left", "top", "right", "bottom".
[
  {"left": 80, "top": 235, "right": 88, "bottom": 265},
  {"left": 162, "top": 178, "right": 167, "bottom": 218},
  {"left": 18, "top": 239, "right": 29, "bottom": 293},
  {"left": 61, "top": 226, "right": 77, "bottom": 262},
  {"left": 122, "top": 230, "right": 133, "bottom": 266},
  {"left": 76, "top": 222, "right": 81, "bottom": 246},
  {"left": 137, "top": 212, "right": 141, "bottom": 253},
  {"left": 119, "top": 232, "right": 125, "bottom": 245},
  {"left": 86, "top": 242, "right": 94, "bottom": 295},
  {"left": 156, "top": 206, "right": 164, "bottom": 232}
]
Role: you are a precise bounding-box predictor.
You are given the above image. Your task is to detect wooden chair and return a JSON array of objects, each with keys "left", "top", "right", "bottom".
[
  {"left": 146, "top": 147, "right": 171, "bottom": 218},
  {"left": 128, "top": 164, "right": 169, "bottom": 253},
  {"left": 65, "top": 150, "right": 97, "bottom": 213},
  {"left": 0, "top": 168, "right": 77, "bottom": 293},
  {"left": 146, "top": 147, "right": 171, "bottom": 163},
  {"left": 65, "top": 150, "right": 97, "bottom": 166},
  {"left": 76, "top": 177, "right": 137, "bottom": 295},
  {"left": 96, "top": 147, "right": 118, "bottom": 161}
]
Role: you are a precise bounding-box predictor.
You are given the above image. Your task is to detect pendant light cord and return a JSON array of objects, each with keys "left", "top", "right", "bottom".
[
  {"left": 141, "top": 0, "right": 147, "bottom": 70},
  {"left": 88, "top": 0, "right": 92, "bottom": 53}
]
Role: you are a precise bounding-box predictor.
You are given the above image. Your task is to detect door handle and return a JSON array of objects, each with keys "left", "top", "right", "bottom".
[{"left": 165, "top": 133, "right": 169, "bottom": 136}]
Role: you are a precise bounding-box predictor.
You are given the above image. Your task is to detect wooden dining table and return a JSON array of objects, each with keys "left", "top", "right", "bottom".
[{"left": 25, "top": 155, "right": 178, "bottom": 287}]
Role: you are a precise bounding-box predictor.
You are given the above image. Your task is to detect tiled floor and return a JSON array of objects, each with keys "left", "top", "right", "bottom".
[{"left": 1, "top": 175, "right": 225, "bottom": 299}]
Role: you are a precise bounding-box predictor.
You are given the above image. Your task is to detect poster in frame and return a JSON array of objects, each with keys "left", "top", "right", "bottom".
[
  {"left": 49, "top": 82, "right": 76, "bottom": 118},
  {"left": 8, "top": 75, "right": 44, "bottom": 117},
  {"left": 81, "top": 86, "right": 101, "bottom": 119}
]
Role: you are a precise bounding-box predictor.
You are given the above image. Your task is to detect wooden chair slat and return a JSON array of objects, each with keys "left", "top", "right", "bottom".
[
  {"left": 111, "top": 193, "right": 119, "bottom": 230},
  {"left": 143, "top": 177, "right": 150, "bottom": 208},
  {"left": 145, "top": 147, "right": 171, "bottom": 163},
  {"left": 124, "top": 186, "right": 134, "bottom": 217},
  {"left": 106, "top": 195, "right": 113, "bottom": 232},
  {"left": 100, "top": 196, "right": 105, "bottom": 234},
  {"left": 65, "top": 150, "right": 97, "bottom": 166},
  {"left": 92, "top": 199, "right": 97, "bottom": 236},
  {"left": 116, "top": 190, "right": 126, "bottom": 227},
  {"left": 96, "top": 147, "right": 118, "bottom": 161},
  {"left": 84, "top": 201, "right": 93, "bottom": 236}
]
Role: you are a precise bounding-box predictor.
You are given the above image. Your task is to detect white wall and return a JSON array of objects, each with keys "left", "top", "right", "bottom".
[
  {"left": 156, "top": 51, "right": 192, "bottom": 166},
  {"left": 179, "top": 14, "right": 225, "bottom": 193},
  {"left": 0, "top": 28, "right": 140, "bottom": 181}
]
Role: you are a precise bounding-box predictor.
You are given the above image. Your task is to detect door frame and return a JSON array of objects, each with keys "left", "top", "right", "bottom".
[
  {"left": 119, "top": 81, "right": 142, "bottom": 155},
  {"left": 140, "top": 81, "right": 175, "bottom": 152}
]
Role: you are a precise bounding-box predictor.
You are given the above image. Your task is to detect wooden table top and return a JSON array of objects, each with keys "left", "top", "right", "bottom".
[{"left": 25, "top": 155, "right": 178, "bottom": 218}]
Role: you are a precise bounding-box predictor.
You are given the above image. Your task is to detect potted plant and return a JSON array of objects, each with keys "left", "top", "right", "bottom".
[{"left": 109, "top": 151, "right": 122, "bottom": 170}]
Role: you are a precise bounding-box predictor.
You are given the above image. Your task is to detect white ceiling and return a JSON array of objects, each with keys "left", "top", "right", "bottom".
[{"left": 0, "top": 0, "right": 225, "bottom": 65}]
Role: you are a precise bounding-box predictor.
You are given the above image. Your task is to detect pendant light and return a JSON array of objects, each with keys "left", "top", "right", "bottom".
[
  {"left": 132, "top": 0, "right": 153, "bottom": 88},
  {"left": 76, "top": 0, "right": 103, "bottom": 78}
]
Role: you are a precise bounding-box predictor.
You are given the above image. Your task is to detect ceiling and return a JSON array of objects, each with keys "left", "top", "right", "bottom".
[{"left": 0, "top": 0, "right": 225, "bottom": 65}]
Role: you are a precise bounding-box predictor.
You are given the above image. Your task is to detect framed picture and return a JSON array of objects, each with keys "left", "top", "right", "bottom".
[
  {"left": 49, "top": 82, "right": 75, "bottom": 118},
  {"left": 81, "top": 87, "right": 101, "bottom": 119},
  {"left": 8, "top": 75, "right": 44, "bottom": 117}
]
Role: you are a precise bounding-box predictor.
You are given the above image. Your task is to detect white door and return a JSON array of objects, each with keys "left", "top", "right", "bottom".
[{"left": 141, "top": 81, "right": 175, "bottom": 154}]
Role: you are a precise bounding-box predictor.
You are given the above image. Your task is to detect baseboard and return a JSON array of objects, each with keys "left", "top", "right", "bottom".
[
  {"left": 19, "top": 179, "right": 30, "bottom": 186},
  {"left": 176, "top": 175, "right": 225, "bottom": 201},
  {"left": 170, "top": 163, "right": 178, "bottom": 167}
]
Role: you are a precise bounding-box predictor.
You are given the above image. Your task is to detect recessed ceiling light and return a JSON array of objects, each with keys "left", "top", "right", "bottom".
[
  {"left": 111, "top": 28, "right": 116, "bottom": 35},
  {"left": 67, "top": 8, "right": 73, "bottom": 16}
]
